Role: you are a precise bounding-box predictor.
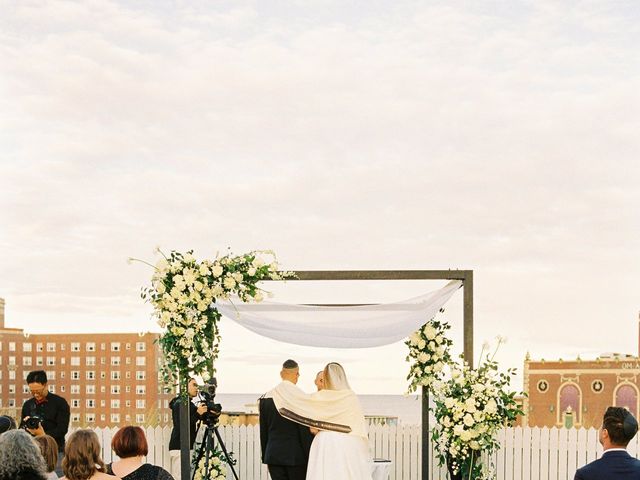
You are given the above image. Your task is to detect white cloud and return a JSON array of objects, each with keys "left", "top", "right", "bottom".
[{"left": 0, "top": 0, "right": 638, "bottom": 394}]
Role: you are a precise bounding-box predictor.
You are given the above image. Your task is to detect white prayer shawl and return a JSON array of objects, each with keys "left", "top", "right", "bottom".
[
  {"left": 267, "top": 381, "right": 368, "bottom": 440},
  {"left": 217, "top": 280, "right": 462, "bottom": 348}
]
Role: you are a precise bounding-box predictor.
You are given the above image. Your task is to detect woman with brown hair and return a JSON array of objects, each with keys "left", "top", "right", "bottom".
[
  {"left": 60, "top": 430, "right": 118, "bottom": 480},
  {"left": 106, "top": 426, "right": 173, "bottom": 480},
  {"left": 34, "top": 435, "right": 59, "bottom": 480}
]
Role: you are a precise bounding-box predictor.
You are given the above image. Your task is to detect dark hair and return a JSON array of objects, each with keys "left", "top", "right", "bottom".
[
  {"left": 34, "top": 435, "right": 58, "bottom": 473},
  {"left": 0, "top": 415, "right": 16, "bottom": 433},
  {"left": 282, "top": 359, "right": 298, "bottom": 369},
  {"left": 26, "top": 371, "right": 47, "bottom": 385},
  {"left": 111, "top": 426, "right": 148, "bottom": 458},
  {"left": 603, "top": 406, "right": 638, "bottom": 446},
  {"left": 62, "top": 430, "right": 105, "bottom": 480}
]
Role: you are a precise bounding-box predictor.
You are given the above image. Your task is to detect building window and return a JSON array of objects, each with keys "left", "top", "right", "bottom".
[
  {"left": 591, "top": 380, "right": 604, "bottom": 393},
  {"left": 71, "top": 385, "right": 80, "bottom": 394},
  {"left": 537, "top": 380, "right": 549, "bottom": 393},
  {"left": 101, "top": 343, "right": 106, "bottom": 350},
  {"left": 86, "top": 399, "right": 95, "bottom": 408},
  {"left": 86, "top": 414, "right": 95, "bottom": 423},
  {"left": 71, "top": 343, "right": 80, "bottom": 352},
  {"left": 125, "top": 400, "right": 131, "bottom": 407},
  {"left": 46, "top": 342, "right": 56, "bottom": 352},
  {"left": 8, "top": 385, "right": 15, "bottom": 394},
  {"left": 136, "top": 357, "right": 146, "bottom": 366},
  {"left": 8, "top": 357, "right": 15, "bottom": 366},
  {"left": 49, "top": 385, "right": 56, "bottom": 393},
  {"left": 125, "top": 386, "right": 131, "bottom": 393},
  {"left": 47, "top": 371, "right": 55, "bottom": 380},
  {"left": 9, "top": 342, "right": 15, "bottom": 352},
  {"left": 126, "top": 357, "right": 131, "bottom": 365},
  {"left": 70, "top": 357, "right": 80, "bottom": 366},
  {"left": 86, "top": 385, "right": 95, "bottom": 394},
  {"left": 60, "top": 343, "right": 65, "bottom": 351},
  {"left": 111, "top": 356, "right": 121, "bottom": 366},
  {"left": 71, "top": 399, "right": 80, "bottom": 408},
  {"left": 36, "top": 357, "right": 43, "bottom": 366},
  {"left": 125, "top": 371, "right": 131, "bottom": 379},
  {"left": 615, "top": 383, "right": 639, "bottom": 418},
  {"left": 136, "top": 399, "right": 145, "bottom": 409},
  {"left": 126, "top": 343, "right": 131, "bottom": 350},
  {"left": 8, "top": 371, "right": 15, "bottom": 380},
  {"left": 111, "top": 414, "right": 120, "bottom": 423},
  {"left": 23, "top": 357, "right": 32, "bottom": 366},
  {"left": 71, "top": 371, "right": 80, "bottom": 380},
  {"left": 111, "top": 385, "right": 120, "bottom": 395},
  {"left": 8, "top": 399, "right": 15, "bottom": 408},
  {"left": 86, "top": 342, "right": 96, "bottom": 352},
  {"left": 60, "top": 386, "right": 65, "bottom": 393},
  {"left": 111, "top": 343, "right": 120, "bottom": 352},
  {"left": 23, "top": 343, "right": 32, "bottom": 352},
  {"left": 136, "top": 342, "right": 146, "bottom": 352},
  {"left": 136, "top": 385, "right": 146, "bottom": 395},
  {"left": 559, "top": 383, "right": 581, "bottom": 427},
  {"left": 100, "top": 414, "right": 106, "bottom": 421},
  {"left": 46, "top": 357, "right": 55, "bottom": 366},
  {"left": 111, "top": 399, "right": 120, "bottom": 409},
  {"left": 111, "top": 371, "right": 121, "bottom": 380},
  {"left": 136, "top": 371, "right": 146, "bottom": 381},
  {"left": 86, "top": 356, "right": 96, "bottom": 366},
  {"left": 71, "top": 414, "right": 80, "bottom": 423},
  {"left": 36, "top": 343, "right": 43, "bottom": 352},
  {"left": 136, "top": 414, "right": 145, "bottom": 424},
  {"left": 86, "top": 371, "right": 95, "bottom": 380}
]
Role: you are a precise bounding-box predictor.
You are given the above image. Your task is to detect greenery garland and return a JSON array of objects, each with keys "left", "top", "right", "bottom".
[{"left": 138, "top": 248, "right": 293, "bottom": 388}]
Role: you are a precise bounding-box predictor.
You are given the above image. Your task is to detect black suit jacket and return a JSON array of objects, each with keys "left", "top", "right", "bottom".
[
  {"left": 259, "top": 396, "right": 313, "bottom": 466},
  {"left": 20, "top": 393, "right": 70, "bottom": 451},
  {"left": 168, "top": 396, "right": 202, "bottom": 451},
  {"left": 575, "top": 450, "right": 640, "bottom": 479}
]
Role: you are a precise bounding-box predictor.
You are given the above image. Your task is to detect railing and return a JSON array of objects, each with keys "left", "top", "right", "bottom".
[{"left": 89, "top": 425, "right": 634, "bottom": 480}]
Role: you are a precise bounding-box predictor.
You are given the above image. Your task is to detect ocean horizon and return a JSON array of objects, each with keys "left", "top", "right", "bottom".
[{"left": 217, "top": 393, "right": 424, "bottom": 425}]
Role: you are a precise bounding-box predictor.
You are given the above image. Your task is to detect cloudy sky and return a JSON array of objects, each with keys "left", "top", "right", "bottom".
[{"left": 1, "top": 0, "right": 638, "bottom": 395}]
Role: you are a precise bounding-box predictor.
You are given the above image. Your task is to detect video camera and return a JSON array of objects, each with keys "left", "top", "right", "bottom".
[{"left": 198, "top": 377, "right": 222, "bottom": 426}]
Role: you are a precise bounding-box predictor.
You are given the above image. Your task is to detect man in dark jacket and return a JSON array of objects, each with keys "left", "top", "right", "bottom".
[
  {"left": 259, "top": 359, "right": 314, "bottom": 480},
  {"left": 20, "top": 370, "right": 69, "bottom": 476},
  {"left": 169, "top": 378, "right": 207, "bottom": 479},
  {"left": 575, "top": 406, "right": 640, "bottom": 479}
]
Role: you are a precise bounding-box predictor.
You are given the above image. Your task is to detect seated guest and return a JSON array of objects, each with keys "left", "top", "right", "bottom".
[
  {"left": 575, "top": 406, "right": 640, "bottom": 479},
  {"left": 61, "top": 430, "right": 117, "bottom": 480},
  {"left": 0, "top": 429, "right": 48, "bottom": 480},
  {"left": 106, "top": 426, "right": 173, "bottom": 480},
  {"left": 0, "top": 415, "right": 16, "bottom": 434},
  {"left": 35, "top": 435, "right": 60, "bottom": 480}
]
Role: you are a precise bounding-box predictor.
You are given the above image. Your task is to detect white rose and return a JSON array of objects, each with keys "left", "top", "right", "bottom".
[
  {"left": 211, "top": 265, "right": 224, "bottom": 277},
  {"left": 223, "top": 276, "right": 236, "bottom": 289},
  {"left": 485, "top": 399, "right": 498, "bottom": 414},
  {"left": 417, "top": 339, "right": 426, "bottom": 349},
  {"left": 463, "top": 413, "right": 475, "bottom": 427},
  {"left": 254, "top": 292, "right": 264, "bottom": 302},
  {"left": 232, "top": 272, "right": 243, "bottom": 282},
  {"left": 423, "top": 325, "right": 437, "bottom": 340},
  {"left": 418, "top": 352, "right": 429, "bottom": 363},
  {"left": 248, "top": 267, "right": 257, "bottom": 276},
  {"left": 445, "top": 398, "right": 455, "bottom": 409},
  {"left": 409, "top": 332, "right": 421, "bottom": 345}
]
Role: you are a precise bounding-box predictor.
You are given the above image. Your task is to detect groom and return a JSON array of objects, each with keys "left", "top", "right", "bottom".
[{"left": 259, "top": 359, "right": 314, "bottom": 480}]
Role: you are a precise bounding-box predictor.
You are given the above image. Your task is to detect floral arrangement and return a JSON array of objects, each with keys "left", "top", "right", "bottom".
[
  {"left": 405, "top": 319, "right": 453, "bottom": 393},
  {"left": 192, "top": 448, "right": 229, "bottom": 480},
  {"left": 430, "top": 338, "right": 524, "bottom": 480},
  {"left": 137, "top": 248, "right": 293, "bottom": 387}
]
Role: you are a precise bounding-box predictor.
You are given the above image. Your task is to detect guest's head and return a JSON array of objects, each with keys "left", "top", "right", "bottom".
[
  {"left": 314, "top": 371, "right": 324, "bottom": 391},
  {"left": 280, "top": 359, "right": 300, "bottom": 384},
  {"left": 0, "top": 415, "right": 16, "bottom": 434},
  {"left": 62, "top": 429, "right": 106, "bottom": 480},
  {"left": 187, "top": 378, "right": 199, "bottom": 398},
  {"left": 34, "top": 435, "right": 58, "bottom": 474},
  {"left": 0, "top": 429, "right": 47, "bottom": 480},
  {"left": 600, "top": 406, "right": 639, "bottom": 449},
  {"left": 323, "top": 362, "right": 350, "bottom": 390},
  {"left": 112, "top": 426, "right": 148, "bottom": 459},
  {"left": 26, "top": 370, "right": 49, "bottom": 403}
]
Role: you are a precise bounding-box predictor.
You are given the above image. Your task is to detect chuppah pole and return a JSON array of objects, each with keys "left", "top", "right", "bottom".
[
  {"left": 422, "top": 386, "right": 430, "bottom": 479},
  {"left": 180, "top": 397, "right": 191, "bottom": 480}
]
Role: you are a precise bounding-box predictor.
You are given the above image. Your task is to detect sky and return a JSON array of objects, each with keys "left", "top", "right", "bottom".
[{"left": 1, "top": 0, "right": 639, "bottom": 395}]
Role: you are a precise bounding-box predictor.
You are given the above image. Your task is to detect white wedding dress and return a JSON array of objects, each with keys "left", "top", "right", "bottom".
[{"left": 306, "top": 431, "right": 373, "bottom": 480}]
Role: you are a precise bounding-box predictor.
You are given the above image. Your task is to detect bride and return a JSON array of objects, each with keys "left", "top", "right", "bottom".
[{"left": 270, "top": 362, "right": 372, "bottom": 480}]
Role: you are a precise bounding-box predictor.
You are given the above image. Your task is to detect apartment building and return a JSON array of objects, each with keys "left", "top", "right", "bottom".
[{"left": 0, "top": 298, "right": 173, "bottom": 427}]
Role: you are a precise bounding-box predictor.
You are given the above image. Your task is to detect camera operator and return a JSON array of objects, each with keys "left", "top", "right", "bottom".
[
  {"left": 20, "top": 370, "right": 70, "bottom": 476},
  {"left": 169, "top": 378, "right": 208, "bottom": 479}
]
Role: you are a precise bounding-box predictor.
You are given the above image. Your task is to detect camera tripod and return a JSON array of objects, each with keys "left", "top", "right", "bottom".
[{"left": 191, "top": 421, "right": 240, "bottom": 480}]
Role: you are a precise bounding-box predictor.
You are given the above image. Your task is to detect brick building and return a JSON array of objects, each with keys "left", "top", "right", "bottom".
[
  {"left": 523, "top": 352, "right": 640, "bottom": 429},
  {"left": 0, "top": 297, "right": 173, "bottom": 427}
]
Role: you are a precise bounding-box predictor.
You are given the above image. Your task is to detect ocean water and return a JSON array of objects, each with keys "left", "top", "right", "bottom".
[{"left": 217, "top": 393, "right": 423, "bottom": 425}]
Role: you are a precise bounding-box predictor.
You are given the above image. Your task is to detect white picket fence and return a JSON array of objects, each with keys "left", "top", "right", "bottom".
[{"left": 89, "top": 425, "right": 637, "bottom": 480}]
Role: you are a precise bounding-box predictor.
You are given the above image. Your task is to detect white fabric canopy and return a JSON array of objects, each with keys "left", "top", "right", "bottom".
[{"left": 216, "top": 280, "right": 462, "bottom": 348}]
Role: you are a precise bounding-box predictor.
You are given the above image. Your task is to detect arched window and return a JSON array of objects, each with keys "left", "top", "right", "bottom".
[
  {"left": 559, "top": 383, "right": 581, "bottom": 426},
  {"left": 615, "top": 384, "right": 638, "bottom": 418}
]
